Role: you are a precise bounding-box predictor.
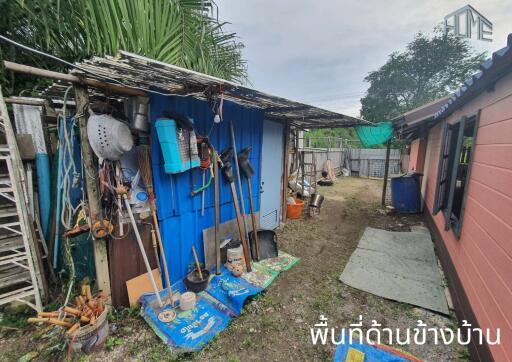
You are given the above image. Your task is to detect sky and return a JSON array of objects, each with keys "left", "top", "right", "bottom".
[{"left": 221, "top": 0, "right": 512, "bottom": 117}]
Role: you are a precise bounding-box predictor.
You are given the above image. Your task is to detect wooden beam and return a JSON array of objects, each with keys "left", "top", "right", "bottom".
[
  {"left": 381, "top": 139, "right": 392, "bottom": 207},
  {"left": 4, "top": 61, "right": 146, "bottom": 97},
  {"left": 74, "top": 84, "right": 111, "bottom": 296}
]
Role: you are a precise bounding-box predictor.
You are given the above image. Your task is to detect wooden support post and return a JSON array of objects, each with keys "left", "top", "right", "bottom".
[
  {"left": 381, "top": 139, "right": 392, "bottom": 207},
  {"left": 74, "top": 84, "right": 111, "bottom": 296},
  {"left": 281, "top": 123, "right": 291, "bottom": 223}
]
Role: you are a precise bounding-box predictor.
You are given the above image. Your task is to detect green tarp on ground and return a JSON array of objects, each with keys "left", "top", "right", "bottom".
[
  {"left": 339, "top": 227, "right": 449, "bottom": 314},
  {"left": 355, "top": 122, "right": 393, "bottom": 147}
]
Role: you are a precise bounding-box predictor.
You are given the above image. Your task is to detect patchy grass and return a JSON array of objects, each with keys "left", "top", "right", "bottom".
[{"left": 0, "top": 177, "right": 465, "bottom": 361}]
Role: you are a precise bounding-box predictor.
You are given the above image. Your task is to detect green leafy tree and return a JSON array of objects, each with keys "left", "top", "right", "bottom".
[
  {"left": 0, "top": 0, "right": 247, "bottom": 95},
  {"left": 360, "top": 28, "right": 486, "bottom": 122}
]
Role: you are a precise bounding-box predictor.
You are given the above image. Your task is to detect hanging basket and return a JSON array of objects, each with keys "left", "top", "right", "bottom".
[{"left": 87, "top": 114, "right": 133, "bottom": 160}]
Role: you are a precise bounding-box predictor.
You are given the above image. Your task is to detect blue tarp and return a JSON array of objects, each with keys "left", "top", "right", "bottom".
[
  {"left": 150, "top": 95, "right": 264, "bottom": 285},
  {"left": 334, "top": 341, "right": 419, "bottom": 362},
  {"left": 140, "top": 252, "right": 299, "bottom": 352}
]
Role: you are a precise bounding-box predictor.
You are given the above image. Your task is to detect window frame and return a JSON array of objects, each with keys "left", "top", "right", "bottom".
[{"left": 432, "top": 111, "right": 480, "bottom": 237}]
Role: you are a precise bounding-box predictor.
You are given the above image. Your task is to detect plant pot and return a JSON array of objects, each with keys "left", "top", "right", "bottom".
[{"left": 184, "top": 269, "right": 210, "bottom": 293}]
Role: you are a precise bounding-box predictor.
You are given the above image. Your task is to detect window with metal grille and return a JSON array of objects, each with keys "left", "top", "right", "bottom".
[{"left": 432, "top": 111, "right": 479, "bottom": 237}]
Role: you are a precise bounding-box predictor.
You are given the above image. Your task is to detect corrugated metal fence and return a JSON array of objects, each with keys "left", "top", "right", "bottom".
[
  {"left": 299, "top": 148, "right": 401, "bottom": 178},
  {"left": 348, "top": 148, "right": 401, "bottom": 178}
]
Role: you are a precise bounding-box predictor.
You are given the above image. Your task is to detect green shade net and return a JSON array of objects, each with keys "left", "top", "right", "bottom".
[{"left": 355, "top": 122, "right": 393, "bottom": 147}]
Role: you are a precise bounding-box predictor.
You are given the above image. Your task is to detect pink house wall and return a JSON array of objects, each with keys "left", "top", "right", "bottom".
[
  {"left": 408, "top": 137, "right": 427, "bottom": 172},
  {"left": 423, "top": 71, "right": 512, "bottom": 361}
]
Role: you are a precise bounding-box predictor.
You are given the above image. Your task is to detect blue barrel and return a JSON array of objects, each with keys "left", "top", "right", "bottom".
[{"left": 391, "top": 172, "right": 422, "bottom": 213}]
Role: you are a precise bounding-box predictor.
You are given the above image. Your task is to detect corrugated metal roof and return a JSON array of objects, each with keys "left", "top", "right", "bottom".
[
  {"left": 42, "top": 51, "right": 370, "bottom": 129},
  {"left": 393, "top": 95, "right": 451, "bottom": 129},
  {"left": 434, "top": 33, "right": 512, "bottom": 119}
]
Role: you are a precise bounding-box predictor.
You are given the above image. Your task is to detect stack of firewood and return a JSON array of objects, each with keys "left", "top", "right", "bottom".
[{"left": 28, "top": 284, "right": 106, "bottom": 336}]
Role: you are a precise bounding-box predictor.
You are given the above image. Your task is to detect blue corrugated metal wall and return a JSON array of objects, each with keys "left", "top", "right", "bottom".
[{"left": 150, "top": 95, "right": 263, "bottom": 284}]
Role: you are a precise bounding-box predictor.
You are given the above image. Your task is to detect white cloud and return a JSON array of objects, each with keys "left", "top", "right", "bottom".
[{"left": 220, "top": 0, "right": 511, "bottom": 117}]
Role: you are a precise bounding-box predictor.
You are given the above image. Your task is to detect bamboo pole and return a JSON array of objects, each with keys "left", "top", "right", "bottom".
[
  {"left": 5, "top": 97, "right": 48, "bottom": 106},
  {"left": 4, "top": 61, "right": 146, "bottom": 97}
]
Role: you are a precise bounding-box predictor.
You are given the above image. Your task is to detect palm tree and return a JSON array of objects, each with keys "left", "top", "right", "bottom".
[{"left": 1, "top": 0, "right": 247, "bottom": 94}]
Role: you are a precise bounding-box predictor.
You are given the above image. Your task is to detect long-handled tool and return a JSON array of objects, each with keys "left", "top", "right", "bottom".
[
  {"left": 213, "top": 149, "right": 221, "bottom": 275},
  {"left": 219, "top": 147, "right": 251, "bottom": 271},
  {"left": 150, "top": 227, "right": 162, "bottom": 274},
  {"left": 118, "top": 186, "right": 163, "bottom": 308},
  {"left": 138, "top": 148, "right": 175, "bottom": 306},
  {"left": 191, "top": 245, "right": 204, "bottom": 281},
  {"left": 237, "top": 146, "right": 260, "bottom": 260},
  {"left": 115, "top": 164, "right": 124, "bottom": 235},
  {"left": 229, "top": 121, "right": 250, "bottom": 244}
]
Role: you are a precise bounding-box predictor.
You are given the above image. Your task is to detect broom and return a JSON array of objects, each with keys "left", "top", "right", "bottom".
[{"left": 138, "top": 146, "right": 175, "bottom": 306}]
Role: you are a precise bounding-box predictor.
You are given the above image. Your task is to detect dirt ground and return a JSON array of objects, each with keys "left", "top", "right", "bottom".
[{"left": 0, "top": 177, "right": 468, "bottom": 361}]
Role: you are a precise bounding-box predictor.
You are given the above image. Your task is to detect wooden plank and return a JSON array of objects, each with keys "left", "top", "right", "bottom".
[
  {"left": 74, "top": 84, "right": 111, "bottom": 297},
  {"left": 108, "top": 223, "right": 158, "bottom": 307},
  {"left": 126, "top": 269, "right": 163, "bottom": 306}
]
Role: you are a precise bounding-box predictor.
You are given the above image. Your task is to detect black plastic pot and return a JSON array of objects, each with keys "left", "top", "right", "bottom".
[{"left": 184, "top": 269, "right": 210, "bottom": 293}]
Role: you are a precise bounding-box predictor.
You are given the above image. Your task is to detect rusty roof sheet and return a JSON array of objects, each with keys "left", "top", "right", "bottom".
[{"left": 42, "top": 51, "right": 370, "bottom": 129}]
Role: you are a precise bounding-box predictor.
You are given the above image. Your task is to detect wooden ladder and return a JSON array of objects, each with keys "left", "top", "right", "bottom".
[{"left": 0, "top": 89, "right": 45, "bottom": 312}]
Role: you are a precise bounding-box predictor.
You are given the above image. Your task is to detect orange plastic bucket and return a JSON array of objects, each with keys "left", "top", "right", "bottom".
[{"left": 287, "top": 199, "right": 304, "bottom": 219}]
